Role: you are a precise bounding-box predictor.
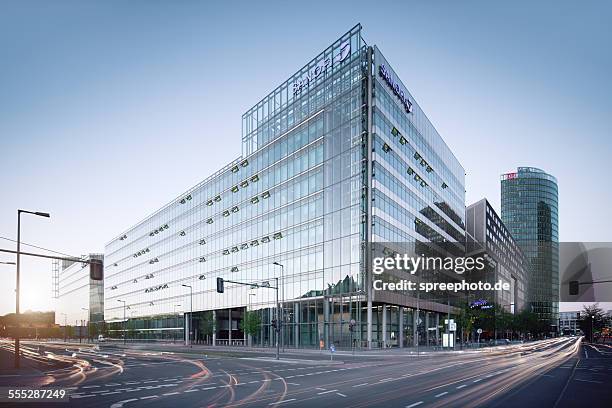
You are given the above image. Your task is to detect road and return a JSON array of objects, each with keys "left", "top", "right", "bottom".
[{"left": 0, "top": 337, "right": 610, "bottom": 407}]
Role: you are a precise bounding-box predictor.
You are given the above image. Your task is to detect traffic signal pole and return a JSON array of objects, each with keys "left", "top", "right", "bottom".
[{"left": 217, "top": 277, "right": 280, "bottom": 360}]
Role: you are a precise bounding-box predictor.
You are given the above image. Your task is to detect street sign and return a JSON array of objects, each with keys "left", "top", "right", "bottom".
[
  {"left": 449, "top": 322, "right": 457, "bottom": 331},
  {"left": 330, "top": 344, "right": 336, "bottom": 353},
  {"left": 477, "top": 328, "right": 483, "bottom": 334}
]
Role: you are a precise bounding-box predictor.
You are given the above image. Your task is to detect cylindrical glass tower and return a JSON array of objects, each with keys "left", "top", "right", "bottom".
[{"left": 501, "top": 167, "right": 559, "bottom": 332}]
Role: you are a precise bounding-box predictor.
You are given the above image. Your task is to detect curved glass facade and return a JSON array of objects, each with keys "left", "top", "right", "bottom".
[{"left": 501, "top": 167, "right": 559, "bottom": 330}]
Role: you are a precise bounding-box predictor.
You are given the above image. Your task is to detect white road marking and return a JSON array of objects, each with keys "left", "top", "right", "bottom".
[
  {"left": 184, "top": 389, "right": 199, "bottom": 393},
  {"left": 353, "top": 383, "right": 369, "bottom": 387},
  {"left": 162, "top": 392, "right": 180, "bottom": 396},
  {"left": 473, "top": 378, "right": 482, "bottom": 383},
  {"left": 406, "top": 402, "right": 423, "bottom": 408},
  {"left": 379, "top": 378, "right": 394, "bottom": 382},
  {"left": 201, "top": 387, "right": 217, "bottom": 390},
  {"left": 269, "top": 398, "right": 296, "bottom": 405},
  {"left": 457, "top": 384, "right": 467, "bottom": 389},
  {"left": 82, "top": 385, "right": 100, "bottom": 388},
  {"left": 71, "top": 394, "right": 95, "bottom": 399},
  {"left": 575, "top": 378, "right": 603, "bottom": 384},
  {"left": 287, "top": 382, "right": 300, "bottom": 386},
  {"left": 110, "top": 398, "right": 138, "bottom": 408},
  {"left": 317, "top": 389, "right": 338, "bottom": 395},
  {"left": 435, "top": 391, "right": 448, "bottom": 398},
  {"left": 336, "top": 393, "right": 347, "bottom": 397},
  {"left": 102, "top": 391, "right": 121, "bottom": 395},
  {"left": 139, "top": 395, "right": 158, "bottom": 400}
]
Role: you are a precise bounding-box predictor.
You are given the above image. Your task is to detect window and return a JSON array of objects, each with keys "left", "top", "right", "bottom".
[
  {"left": 231, "top": 206, "right": 239, "bottom": 213},
  {"left": 223, "top": 210, "right": 230, "bottom": 217},
  {"left": 391, "top": 127, "right": 399, "bottom": 137},
  {"left": 399, "top": 136, "right": 407, "bottom": 145},
  {"left": 262, "top": 191, "right": 271, "bottom": 199},
  {"left": 207, "top": 218, "right": 214, "bottom": 224},
  {"left": 251, "top": 174, "right": 259, "bottom": 182},
  {"left": 382, "top": 143, "right": 391, "bottom": 153},
  {"left": 199, "top": 257, "right": 206, "bottom": 263},
  {"left": 251, "top": 240, "right": 259, "bottom": 246},
  {"left": 231, "top": 165, "right": 239, "bottom": 173},
  {"left": 261, "top": 236, "right": 271, "bottom": 243},
  {"left": 241, "top": 159, "right": 249, "bottom": 167},
  {"left": 251, "top": 196, "right": 259, "bottom": 204},
  {"left": 273, "top": 232, "right": 283, "bottom": 240},
  {"left": 199, "top": 239, "right": 206, "bottom": 245},
  {"left": 207, "top": 200, "right": 213, "bottom": 206},
  {"left": 231, "top": 186, "right": 239, "bottom": 193},
  {"left": 214, "top": 195, "right": 221, "bottom": 202},
  {"left": 231, "top": 266, "right": 239, "bottom": 272},
  {"left": 240, "top": 180, "right": 249, "bottom": 188}
]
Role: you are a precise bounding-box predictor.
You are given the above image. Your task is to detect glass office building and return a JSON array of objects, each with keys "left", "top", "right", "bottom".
[
  {"left": 104, "top": 25, "right": 466, "bottom": 348},
  {"left": 501, "top": 167, "right": 559, "bottom": 331},
  {"left": 466, "top": 198, "right": 528, "bottom": 314},
  {"left": 55, "top": 254, "right": 105, "bottom": 327}
]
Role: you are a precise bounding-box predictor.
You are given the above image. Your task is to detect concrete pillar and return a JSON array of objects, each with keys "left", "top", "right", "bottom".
[
  {"left": 228, "top": 309, "right": 232, "bottom": 345},
  {"left": 399, "top": 307, "right": 404, "bottom": 349},
  {"left": 435, "top": 313, "right": 440, "bottom": 346},
  {"left": 382, "top": 304, "right": 387, "bottom": 348},
  {"left": 243, "top": 308, "right": 247, "bottom": 347},
  {"left": 413, "top": 310, "right": 418, "bottom": 347},
  {"left": 294, "top": 303, "right": 299, "bottom": 348},
  {"left": 212, "top": 310, "right": 216, "bottom": 347},
  {"left": 367, "top": 298, "right": 372, "bottom": 349},
  {"left": 323, "top": 298, "right": 330, "bottom": 348},
  {"left": 425, "top": 312, "right": 430, "bottom": 346}
]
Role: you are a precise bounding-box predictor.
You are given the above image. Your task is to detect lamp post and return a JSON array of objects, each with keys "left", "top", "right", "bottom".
[
  {"left": 182, "top": 284, "right": 193, "bottom": 347},
  {"left": 117, "top": 300, "right": 126, "bottom": 344},
  {"left": 272, "top": 262, "right": 284, "bottom": 351},
  {"left": 15, "top": 209, "right": 50, "bottom": 368},
  {"left": 173, "top": 304, "right": 181, "bottom": 344},
  {"left": 81, "top": 308, "right": 89, "bottom": 343},
  {"left": 248, "top": 293, "right": 256, "bottom": 347},
  {"left": 60, "top": 312, "right": 67, "bottom": 342}
]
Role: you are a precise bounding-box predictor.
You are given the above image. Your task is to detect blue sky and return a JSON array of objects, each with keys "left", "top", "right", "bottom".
[{"left": 1, "top": 0, "right": 611, "bottom": 314}]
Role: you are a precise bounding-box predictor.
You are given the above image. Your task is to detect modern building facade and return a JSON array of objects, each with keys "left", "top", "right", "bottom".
[
  {"left": 466, "top": 198, "right": 528, "bottom": 314},
  {"left": 501, "top": 167, "right": 559, "bottom": 331},
  {"left": 559, "top": 311, "right": 580, "bottom": 335},
  {"left": 103, "top": 25, "right": 466, "bottom": 348},
  {"left": 55, "top": 254, "right": 104, "bottom": 328}
]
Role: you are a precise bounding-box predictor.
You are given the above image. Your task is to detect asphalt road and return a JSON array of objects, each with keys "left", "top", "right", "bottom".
[{"left": 0, "top": 337, "right": 610, "bottom": 407}]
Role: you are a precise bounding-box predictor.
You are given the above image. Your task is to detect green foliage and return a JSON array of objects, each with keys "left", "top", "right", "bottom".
[
  {"left": 196, "top": 311, "right": 214, "bottom": 338},
  {"left": 579, "top": 303, "right": 608, "bottom": 342},
  {"left": 241, "top": 311, "right": 261, "bottom": 336}
]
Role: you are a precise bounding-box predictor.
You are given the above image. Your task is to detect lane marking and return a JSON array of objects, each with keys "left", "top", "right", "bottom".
[
  {"left": 110, "top": 398, "right": 138, "bottom": 408},
  {"left": 82, "top": 385, "right": 100, "bottom": 389},
  {"left": 575, "top": 378, "right": 603, "bottom": 384},
  {"left": 269, "top": 398, "right": 296, "bottom": 405},
  {"left": 457, "top": 384, "right": 467, "bottom": 389},
  {"left": 317, "top": 389, "right": 338, "bottom": 395},
  {"left": 473, "top": 379, "right": 482, "bottom": 383},
  {"left": 101, "top": 391, "right": 121, "bottom": 395},
  {"left": 162, "top": 392, "right": 180, "bottom": 396},
  {"left": 201, "top": 387, "right": 217, "bottom": 390},
  {"left": 406, "top": 402, "right": 423, "bottom": 408},
  {"left": 337, "top": 393, "right": 347, "bottom": 397},
  {"left": 353, "top": 383, "right": 369, "bottom": 387},
  {"left": 287, "top": 383, "right": 300, "bottom": 386},
  {"left": 184, "top": 389, "right": 198, "bottom": 393},
  {"left": 435, "top": 392, "right": 448, "bottom": 398},
  {"left": 140, "top": 395, "right": 158, "bottom": 400}
]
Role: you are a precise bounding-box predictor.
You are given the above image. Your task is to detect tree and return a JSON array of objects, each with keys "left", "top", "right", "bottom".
[
  {"left": 195, "top": 312, "right": 214, "bottom": 344},
  {"left": 241, "top": 311, "right": 261, "bottom": 346},
  {"left": 579, "top": 304, "right": 607, "bottom": 342}
]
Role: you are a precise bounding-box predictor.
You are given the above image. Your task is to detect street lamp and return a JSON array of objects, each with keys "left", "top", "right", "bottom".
[
  {"left": 81, "top": 308, "right": 89, "bottom": 343},
  {"left": 174, "top": 304, "right": 181, "bottom": 344},
  {"left": 15, "top": 209, "right": 50, "bottom": 368},
  {"left": 248, "top": 293, "right": 256, "bottom": 347},
  {"left": 117, "top": 300, "right": 126, "bottom": 344},
  {"left": 272, "top": 262, "right": 284, "bottom": 351},
  {"left": 60, "top": 312, "right": 67, "bottom": 342},
  {"left": 182, "top": 284, "right": 193, "bottom": 347}
]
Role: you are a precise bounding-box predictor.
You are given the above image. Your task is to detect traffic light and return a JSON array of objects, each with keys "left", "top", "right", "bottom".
[
  {"left": 216, "top": 277, "right": 224, "bottom": 293},
  {"left": 90, "top": 260, "right": 103, "bottom": 280},
  {"left": 569, "top": 280, "right": 579, "bottom": 296}
]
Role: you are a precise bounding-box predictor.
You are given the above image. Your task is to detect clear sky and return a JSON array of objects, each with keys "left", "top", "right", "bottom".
[{"left": 1, "top": 0, "right": 611, "bottom": 315}]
